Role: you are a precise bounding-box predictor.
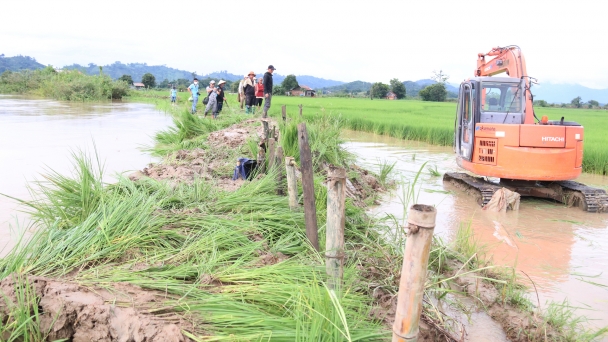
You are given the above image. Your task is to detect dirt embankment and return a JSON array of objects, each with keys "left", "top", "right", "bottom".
[
  {"left": 0, "top": 275, "right": 189, "bottom": 342},
  {"left": 131, "top": 118, "right": 384, "bottom": 203}
]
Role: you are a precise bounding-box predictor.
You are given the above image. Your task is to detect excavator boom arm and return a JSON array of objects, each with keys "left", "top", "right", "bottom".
[{"left": 475, "top": 46, "right": 534, "bottom": 124}]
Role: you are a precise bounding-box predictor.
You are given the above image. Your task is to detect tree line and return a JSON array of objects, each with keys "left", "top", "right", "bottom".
[{"left": 534, "top": 96, "right": 607, "bottom": 109}]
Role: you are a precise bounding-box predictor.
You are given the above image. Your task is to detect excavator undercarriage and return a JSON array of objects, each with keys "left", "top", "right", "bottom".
[{"left": 444, "top": 172, "right": 608, "bottom": 212}]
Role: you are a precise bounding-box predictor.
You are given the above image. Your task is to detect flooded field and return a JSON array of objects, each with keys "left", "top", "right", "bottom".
[
  {"left": 0, "top": 96, "right": 173, "bottom": 255},
  {"left": 344, "top": 130, "right": 608, "bottom": 331}
]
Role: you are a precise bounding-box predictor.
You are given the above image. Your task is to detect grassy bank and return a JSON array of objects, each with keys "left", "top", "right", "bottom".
[
  {"left": 0, "top": 67, "right": 130, "bottom": 101},
  {"left": 266, "top": 96, "right": 608, "bottom": 175},
  {"left": 1, "top": 95, "right": 604, "bottom": 341}
]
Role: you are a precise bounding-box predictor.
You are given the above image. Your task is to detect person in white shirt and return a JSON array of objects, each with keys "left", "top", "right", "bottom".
[{"left": 238, "top": 75, "right": 247, "bottom": 110}]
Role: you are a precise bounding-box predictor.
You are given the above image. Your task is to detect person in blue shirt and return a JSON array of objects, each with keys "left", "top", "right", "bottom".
[
  {"left": 187, "top": 78, "right": 200, "bottom": 114},
  {"left": 170, "top": 87, "right": 177, "bottom": 104}
]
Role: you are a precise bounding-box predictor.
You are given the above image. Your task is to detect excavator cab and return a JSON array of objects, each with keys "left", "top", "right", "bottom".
[{"left": 454, "top": 77, "right": 524, "bottom": 162}]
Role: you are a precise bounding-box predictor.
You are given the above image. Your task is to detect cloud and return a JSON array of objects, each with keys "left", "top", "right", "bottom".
[{"left": 1, "top": 0, "right": 607, "bottom": 87}]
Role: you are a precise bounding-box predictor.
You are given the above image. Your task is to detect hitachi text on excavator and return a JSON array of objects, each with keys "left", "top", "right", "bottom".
[{"left": 443, "top": 45, "right": 608, "bottom": 212}]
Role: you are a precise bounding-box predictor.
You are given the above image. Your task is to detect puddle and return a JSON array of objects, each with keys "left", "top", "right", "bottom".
[
  {"left": 0, "top": 96, "right": 173, "bottom": 256},
  {"left": 344, "top": 129, "right": 608, "bottom": 334}
]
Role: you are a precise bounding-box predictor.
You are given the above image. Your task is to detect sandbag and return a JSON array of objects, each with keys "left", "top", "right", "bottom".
[{"left": 483, "top": 188, "right": 520, "bottom": 212}]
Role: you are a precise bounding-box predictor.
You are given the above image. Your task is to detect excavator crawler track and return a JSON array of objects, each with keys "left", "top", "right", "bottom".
[
  {"left": 443, "top": 172, "right": 608, "bottom": 212},
  {"left": 557, "top": 180, "right": 608, "bottom": 213},
  {"left": 443, "top": 172, "right": 502, "bottom": 207}
]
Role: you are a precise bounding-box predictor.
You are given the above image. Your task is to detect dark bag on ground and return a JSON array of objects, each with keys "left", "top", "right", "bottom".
[
  {"left": 203, "top": 93, "right": 210, "bottom": 105},
  {"left": 232, "top": 158, "right": 258, "bottom": 180}
]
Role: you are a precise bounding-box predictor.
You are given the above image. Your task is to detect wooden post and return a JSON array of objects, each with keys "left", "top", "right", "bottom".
[
  {"left": 262, "top": 120, "right": 270, "bottom": 145},
  {"left": 392, "top": 204, "right": 437, "bottom": 342},
  {"left": 326, "top": 166, "right": 346, "bottom": 290},
  {"left": 298, "top": 104, "right": 303, "bottom": 118},
  {"left": 272, "top": 126, "right": 276, "bottom": 141},
  {"left": 275, "top": 146, "right": 285, "bottom": 195},
  {"left": 267, "top": 138, "right": 276, "bottom": 170},
  {"left": 285, "top": 157, "right": 298, "bottom": 209},
  {"left": 297, "top": 123, "right": 319, "bottom": 251},
  {"left": 281, "top": 105, "right": 286, "bottom": 122},
  {"left": 257, "top": 143, "right": 266, "bottom": 174}
]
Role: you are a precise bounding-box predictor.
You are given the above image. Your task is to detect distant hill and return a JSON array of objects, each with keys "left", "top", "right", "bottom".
[
  {"left": 4, "top": 54, "right": 607, "bottom": 102},
  {"left": 63, "top": 62, "right": 203, "bottom": 83},
  {"left": 403, "top": 79, "right": 459, "bottom": 98},
  {"left": 60, "top": 62, "right": 344, "bottom": 89},
  {"left": 532, "top": 83, "right": 608, "bottom": 104},
  {"left": 0, "top": 55, "right": 45, "bottom": 73},
  {"left": 321, "top": 81, "right": 373, "bottom": 93},
  {"left": 278, "top": 75, "right": 343, "bottom": 90}
]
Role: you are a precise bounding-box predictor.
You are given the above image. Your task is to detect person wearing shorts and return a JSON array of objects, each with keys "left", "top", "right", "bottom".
[{"left": 254, "top": 77, "right": 264, "bottom": 113}]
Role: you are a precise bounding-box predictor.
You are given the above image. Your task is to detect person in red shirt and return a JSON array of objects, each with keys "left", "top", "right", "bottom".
[{"left": 254, "top": 77, "right": 264, "bottom": 114}]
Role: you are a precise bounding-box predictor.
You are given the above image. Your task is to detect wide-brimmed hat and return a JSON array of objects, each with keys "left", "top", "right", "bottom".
[
  {"left": 248, "top": 71, "right": 256, "bottom": 76},
  {"left": 243, "top": 74, "right": 248, "bottom": 78},
  {"left": 218, "top": 80, "right": 226, "bottom": 85},
  {"left": 210, "top": 80, "right": 216, "bottom": 84}
]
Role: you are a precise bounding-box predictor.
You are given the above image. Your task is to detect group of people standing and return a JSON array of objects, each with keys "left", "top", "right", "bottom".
[
  {"left": 238, "top": 65, "right": 275, "bottom": 118},
  {"left": 185, "top": 79, "right": 227, "bottom": 119},
  {"left": 180, "top": 64, "right": 275, "bottom": 119}
]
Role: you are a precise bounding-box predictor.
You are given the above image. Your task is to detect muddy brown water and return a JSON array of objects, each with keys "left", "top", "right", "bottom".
[
  {"left": 344, "top": 130, "right": 608, "bottom": 337},
  {"left": 0, "top": 96, "right": 173, "bottom": 256}
]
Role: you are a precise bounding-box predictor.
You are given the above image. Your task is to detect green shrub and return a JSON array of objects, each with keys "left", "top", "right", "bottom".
[{"left": 0, "top": 68, "right": 131, "bottom": 100}]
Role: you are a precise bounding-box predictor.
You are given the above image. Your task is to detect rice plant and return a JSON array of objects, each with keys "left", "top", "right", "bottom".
[{"left": 269, "top": 96, "right": 608, "bottom": 175}]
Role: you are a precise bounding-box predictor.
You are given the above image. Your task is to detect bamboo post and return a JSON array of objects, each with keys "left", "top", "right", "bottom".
[
  {"left": 275, "top": 146, "right": 285, "bottom": 195},
  {"left": 281, "top": 105, "right": 286, "bottom": 122},
  {"left": 285, "top": 157, "right": 298, "bottom": 209},
  {"left": 298, "top": 104, "right": 303, "bottom": 118},
  {"left": 297, "top": 123, "right": 319, "bottom": 251},
  {"left": 326, "top": 166, "right": 346, "bottom": 290},
  {"left": 392, "top": 204, "right": 437, "bottom": 342},
  {"left": 267, "top": 138, "right": 276, "bottom": 170}
]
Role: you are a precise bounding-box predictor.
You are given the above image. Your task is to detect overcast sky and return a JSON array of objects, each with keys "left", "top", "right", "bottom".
[{"left": 2, "top": 0, "right": 607, "bottom": 88}]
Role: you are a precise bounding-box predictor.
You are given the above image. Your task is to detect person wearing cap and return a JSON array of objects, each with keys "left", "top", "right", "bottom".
[
  {"left": 214, "top": 80, "right": 228, "bottom": 118},
  {"left": 243, "top": 71, "right": 256, "bottom": 115},
  {"left": 238, "top": 75, "right": 247, "bottom": 110},
  {"left": 187, "top": 78, "right": 200, "bottom": 114},
  {"left": 263, "top": 65, "right": 275, "bottom": 118},
  {"left": 204, "top": 80, "right": 217, "bottom": 118},
  {"left": 254, "top": 77, "right": 264, "bottom": 114}
]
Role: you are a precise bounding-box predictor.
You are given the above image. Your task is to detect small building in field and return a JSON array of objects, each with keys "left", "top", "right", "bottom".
[
  {"left": 290, "top": 85, "right": 316, "bottom": 97},
  {"left": 133, "top": 82, "right": 145, "bottom": 90},
  {"left": 386, "top": 91, "right": 397, "bottom": 100}
]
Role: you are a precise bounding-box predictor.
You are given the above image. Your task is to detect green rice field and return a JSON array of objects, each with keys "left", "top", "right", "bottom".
[{"left": 270, "top": 96, "right": 608, "bottom": 175}]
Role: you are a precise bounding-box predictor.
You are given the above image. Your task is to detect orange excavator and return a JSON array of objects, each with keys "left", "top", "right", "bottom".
[{"left": 444, "top": 46, "right": 608, "bottom": 212}]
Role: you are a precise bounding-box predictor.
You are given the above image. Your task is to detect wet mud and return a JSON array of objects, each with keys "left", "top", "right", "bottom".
[{"left": 0, "top": 275, "right": 190, "bottom": 342}]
